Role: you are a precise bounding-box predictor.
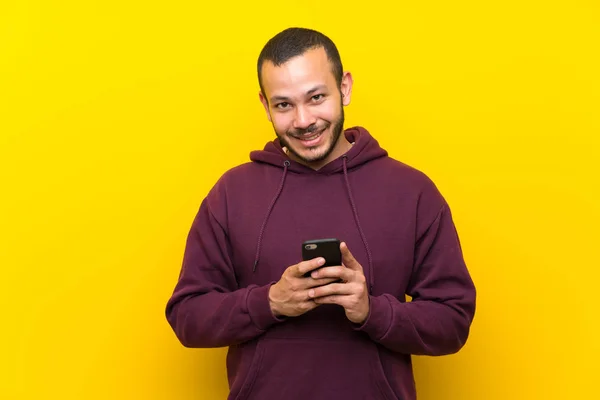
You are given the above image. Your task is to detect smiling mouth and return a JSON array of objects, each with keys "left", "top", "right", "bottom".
[{"left": 294, "top": 127, "right": 325, "bottom": 142}]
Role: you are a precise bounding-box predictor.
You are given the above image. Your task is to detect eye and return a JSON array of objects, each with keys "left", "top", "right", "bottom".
[
  {"left": 276, "top": 102, "right": 290, "bottom": 109},
  {"left": 311, "top": 94, "right": 324, "bottom": 101}
]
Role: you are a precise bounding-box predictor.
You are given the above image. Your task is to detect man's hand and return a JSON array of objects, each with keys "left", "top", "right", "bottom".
[
  {"left": 269, "top": 257, "right": 340, "bottom": 318},
  {"left": 307, "top": 242, "right": 370, "bottom": 324}
]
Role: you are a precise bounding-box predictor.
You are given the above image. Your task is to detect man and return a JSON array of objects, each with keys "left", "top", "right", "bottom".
[{"left": 166, "top": 27, "right": 476, "bottom": 400}]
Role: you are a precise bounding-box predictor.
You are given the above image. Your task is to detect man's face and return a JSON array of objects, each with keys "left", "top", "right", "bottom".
[{"left": 259, "top": 47, "right": 352, "bottom": 168}]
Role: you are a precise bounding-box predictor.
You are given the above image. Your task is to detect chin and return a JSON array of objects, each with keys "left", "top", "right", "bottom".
[
  {"left": 278, "top": 121, "right": 342, "bottom": 164},
  {"left": 296, "top": 142, "right": 334, "bottom": 164}
]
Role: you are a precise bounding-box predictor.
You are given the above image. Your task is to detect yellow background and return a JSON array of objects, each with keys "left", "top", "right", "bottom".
[{"left": 2, "top": 1, "right": 599, "bottom": 399}]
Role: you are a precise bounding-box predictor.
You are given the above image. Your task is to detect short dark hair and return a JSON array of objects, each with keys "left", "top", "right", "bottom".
[{"left": 257, "top": 27, "right": 343, "bottom": 98}]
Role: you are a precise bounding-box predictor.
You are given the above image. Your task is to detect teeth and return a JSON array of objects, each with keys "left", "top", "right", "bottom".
[{"left": 300, "top": 131, "right": 320, "bottom": 141}]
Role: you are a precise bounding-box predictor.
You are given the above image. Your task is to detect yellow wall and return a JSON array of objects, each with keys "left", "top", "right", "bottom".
[{"left": 2, "top": 1, "right": 599, "bottom": 399}]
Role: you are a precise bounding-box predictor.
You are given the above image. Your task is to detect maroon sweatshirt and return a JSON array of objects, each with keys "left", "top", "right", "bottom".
[{"left": 165, "top": 126, "right": 476, "bottom": 400}]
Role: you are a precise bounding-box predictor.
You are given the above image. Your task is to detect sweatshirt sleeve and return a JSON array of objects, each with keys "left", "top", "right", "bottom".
[
  {"left": 165, "top": 195, "right": 285, "bottom": 348},
  {"left": 356, "top": 195, "right": 476, "bottom": 356}
]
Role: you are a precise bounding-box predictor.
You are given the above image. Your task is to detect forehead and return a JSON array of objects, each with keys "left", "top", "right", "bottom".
[{"left": 261, "top": 47, "right": 337, "bottom": 97}]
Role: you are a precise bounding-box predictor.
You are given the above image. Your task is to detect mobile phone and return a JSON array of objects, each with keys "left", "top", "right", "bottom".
[{"left": 302, "top": 238, "right": 342, "bottom": 277}]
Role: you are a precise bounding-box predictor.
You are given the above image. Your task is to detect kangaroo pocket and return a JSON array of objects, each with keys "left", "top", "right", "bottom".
[{"left": 230, "top": 336, "right": 399, "bottom": 400}]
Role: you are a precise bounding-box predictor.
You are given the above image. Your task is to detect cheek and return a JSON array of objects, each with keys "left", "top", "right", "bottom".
[
  {"left": 270, "top": 114, "right": 290, "bottom": 132},
  {"left": 318, "top": 102, "right": 339, "bottom": 123}
]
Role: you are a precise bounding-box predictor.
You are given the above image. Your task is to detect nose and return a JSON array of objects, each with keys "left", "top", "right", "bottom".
[{"left": 292, "top": 105, "right": 317, "bottom": 130}]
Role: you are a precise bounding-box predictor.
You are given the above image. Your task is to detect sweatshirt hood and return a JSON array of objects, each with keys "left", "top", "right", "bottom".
[
  {"left": 248, "top": 126, "right": 388, "bottom": 294},
  {"left": 249, "top": 126, "right": 388, "bottom": 174}
]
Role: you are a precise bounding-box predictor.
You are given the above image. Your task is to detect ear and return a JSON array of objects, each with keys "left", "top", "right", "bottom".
[
  {"left": 340, "top": 71, "right": 353, "bottom": 107},
  {"left": 259, "top": 91, "right": 272, "bottom": 122}
]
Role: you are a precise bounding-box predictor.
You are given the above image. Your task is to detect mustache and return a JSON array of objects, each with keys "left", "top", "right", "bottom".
[{"left": 288, "top": 123, "right": 328, "bottom": 137}]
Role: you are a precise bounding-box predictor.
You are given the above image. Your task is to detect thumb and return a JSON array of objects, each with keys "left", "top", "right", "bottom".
[{"left": 340, "top": 242, "right": 362, "bottom": 271}]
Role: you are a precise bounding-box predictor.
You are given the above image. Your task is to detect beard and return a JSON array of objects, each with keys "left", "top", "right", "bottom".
[{"left": 275, "top": 102, "right": 345, "bottom": 165}]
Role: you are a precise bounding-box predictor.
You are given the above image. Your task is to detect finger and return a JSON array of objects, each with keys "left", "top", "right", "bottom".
[
  {"left": 310, "top": 266, "right": 354, "bottom": 281},
  {"left": 308, "top": 282, "right": 353, "bottom": 298},
  {"left": 302, "top": 299, "right": 320, "bottom": 312},
  {"left": 313, "top": 295, "right": 349, "bottom": 307},
  {"left": 340, "top": 242, "right": 362, "bottom": 271},
  {"left": 305, "top": 277, "right": 340, "bottom": 289},
  {"left": 295, "top": 257, "right": 325, "bottom": 277}
]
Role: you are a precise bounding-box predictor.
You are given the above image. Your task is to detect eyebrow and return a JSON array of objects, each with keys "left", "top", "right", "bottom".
[{"left": 270, "top": 85, "right": 328, "bottom": 104}]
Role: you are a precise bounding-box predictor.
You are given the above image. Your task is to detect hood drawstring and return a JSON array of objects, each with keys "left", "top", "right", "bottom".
[
  {"left": 252, "top": 157, "right": 374, "bottom": 294},
  {"left": 342, "top": 155, "right": 374, "bottom": 294},
  {"left": 253, "top": 160, "right": 290, "bottom": 272}
]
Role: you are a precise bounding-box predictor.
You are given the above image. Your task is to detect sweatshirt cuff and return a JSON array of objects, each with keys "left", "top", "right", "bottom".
[
  {"left": 247, "top": 283, "right": 286, "bottom": 331},
  {"left": 354, "top": 294, "right": 393, "bottom": 340}
]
